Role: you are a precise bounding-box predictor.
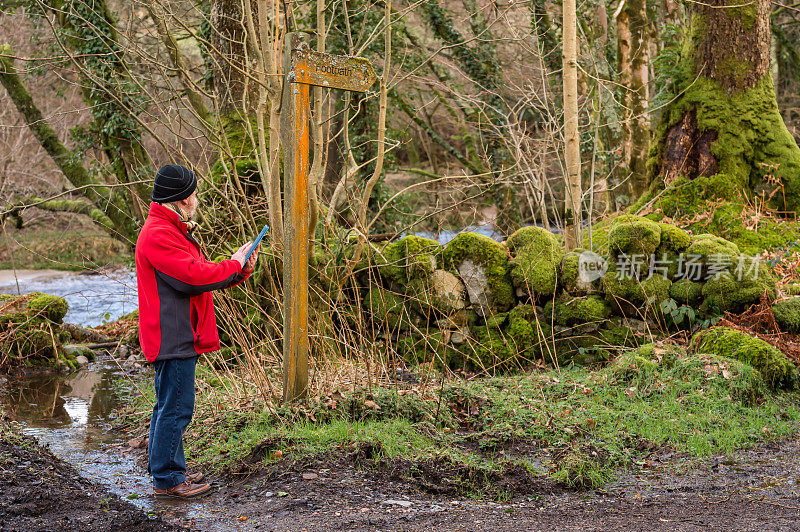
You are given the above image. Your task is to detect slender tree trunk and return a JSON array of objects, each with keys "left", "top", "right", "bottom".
[
  {"left": 617, "top": 0, "right": 650, "bottom": 198},
  {"left": 647, "top": 0, "right": 800, "bottom": 212},
  {"left": 771, "top": 31, "right": 779, "bottom": 93},
  {"left": 563, "top": 0, "right": 581, "bottom": 249}
]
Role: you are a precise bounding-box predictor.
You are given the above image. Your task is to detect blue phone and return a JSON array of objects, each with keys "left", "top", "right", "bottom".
[{"left": 244, "top": 225, "right": 269, "bottom": 265}]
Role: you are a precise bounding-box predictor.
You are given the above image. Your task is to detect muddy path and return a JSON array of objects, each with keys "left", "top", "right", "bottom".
[
  {"left": 2, "top": 367, "right": 800, "bottom": 531},
  {"left": 1, "top": 360, "right": 799, "bottom": 530},
  {"left": 108, "top": 436, "right": 800, "bottom": 531},
  {"left": 2, "top": 428, "right": 799, "bottom": 531}
]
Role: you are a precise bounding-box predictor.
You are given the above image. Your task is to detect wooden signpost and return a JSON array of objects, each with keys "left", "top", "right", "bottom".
[{"left": 281, "top": 33, "right": 377, "bottom": 402}]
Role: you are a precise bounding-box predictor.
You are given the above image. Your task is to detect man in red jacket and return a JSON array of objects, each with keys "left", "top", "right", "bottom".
[{"left": 136, "top": 164, "right": 258, "bottom": 499}]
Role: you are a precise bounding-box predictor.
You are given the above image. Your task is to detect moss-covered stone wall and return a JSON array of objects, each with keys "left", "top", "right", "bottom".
[{"left": 298, "top": 216, "right": 778, "bottom": 374}]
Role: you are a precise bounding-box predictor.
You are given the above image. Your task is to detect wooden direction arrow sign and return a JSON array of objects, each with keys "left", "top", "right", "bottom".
[{"left": 291, "top": 49, "right": 377, "bottom": 93}]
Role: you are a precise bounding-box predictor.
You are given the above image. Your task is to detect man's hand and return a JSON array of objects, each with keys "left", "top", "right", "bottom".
[
  {"left": 231, "top": 242, "right": 251, "bottom": 269},
  {"left": 244, "top": 244, "right": 259, "bottom": 272}
]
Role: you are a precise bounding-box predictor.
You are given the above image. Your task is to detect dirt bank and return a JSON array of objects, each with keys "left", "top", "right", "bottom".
[{"left": 0, "top": 430, "right": 178, "bottom": 532}]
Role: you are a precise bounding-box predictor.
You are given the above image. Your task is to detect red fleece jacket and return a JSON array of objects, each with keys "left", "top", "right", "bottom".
[{"left": 136, "top": 202, "right": 250, "bottom": 362}]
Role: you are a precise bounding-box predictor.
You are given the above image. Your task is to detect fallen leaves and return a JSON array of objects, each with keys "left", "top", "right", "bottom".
[{"left": 127, "top": 437, "right": 147, "bottom": 449}]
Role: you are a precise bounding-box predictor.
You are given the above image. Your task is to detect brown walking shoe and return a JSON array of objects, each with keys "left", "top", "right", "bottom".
[
  {"left": 186, "top": 471, "right": 204, "bottom": 483},
  {"left": 154, "top": 480, "right": 212, "bottom": 499}
]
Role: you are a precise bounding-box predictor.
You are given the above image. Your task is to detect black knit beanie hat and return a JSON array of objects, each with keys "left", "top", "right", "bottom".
[{"left": 151, "top": 164, "right": 197, "bottom": 203}]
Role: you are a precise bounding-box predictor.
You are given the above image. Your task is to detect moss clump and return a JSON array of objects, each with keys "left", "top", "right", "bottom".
[
  {"left": 676, "top": 352, "right": 767, "bottom": 405},
  {"left": 505, "top": 226, "right": 564, "bottom": 297},
  {"left": 467, "top": 325, "right": 517, "bottom": 370},
  {"left": 559, "top": 250, "right": 580, "bottom": 292},
  {"left": 0, "top": 292, "right": 70, "bottom": 366},
  {"left": 583, "top": 216, "right": 615, "bottom": 254},
  {"left": 692, "top": 327, "right": 798, "bottom": 389},
  {"left": 559, "top": 249, "right": 605, "bottom": 294},
  {"left": 656, "top": 223, "right": 691, "bottom": 253},
  {"left": 505, "top": 304, "right": 553, "bottom": 358},
  {"left": 607, "top": 215, "right": 662, "bottom": 258},
  {"left": 485, "top": 312, "right": 508, "bottom": 329},
  {"left": 669, "top": 278, "right": 704, "bottom": 307},
  {"left": 547, "top": 295, "right": 611, "bottom": 326},
  {"left": 636, "top": 275, "right": 672, "bottom": 305},
  {"left": 773, "top": 297, "right": 800, "bottom": 333},
  {"left": 635, "top": 342, "right": 684, "bottom": 368},
  {"left": 684, "top": 234, "right": 740, "bottom": 271},
  {"left": 610, "top": 343, "right": 766, "bottom": 404},
  {"left": 380, "top": 236, "right": 442, "bottom": 286},
  {"left": 366, "top": 287, "right": 409, "bottom": 330},
  {"left": 606, "top": 352, "right": 659, "bottom": 387},
  {"left": 443, "top": 232, "right": 514, "bottom": 314},
  {"left": 636, "top": 178, "right": 800, "bottom": 255},
  {"left": 26, "top": 293, "right": 69, "bottom": 324},
  {"left": 701, "top": 256, "right": 775, "bottom": 313},
  {"left": 63, "top": 344, "right": 96, "bottom": 360},
  {"left": 602, "top": 265, "right": 671, "bottom": 315}
]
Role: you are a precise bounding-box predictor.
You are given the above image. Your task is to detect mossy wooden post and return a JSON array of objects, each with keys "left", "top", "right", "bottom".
[
  {"left": 280, "top": 34, "right": 377, "bottom": 402},
  {"left": 282, "top": 32, "right": 311, "bottom": 402}
]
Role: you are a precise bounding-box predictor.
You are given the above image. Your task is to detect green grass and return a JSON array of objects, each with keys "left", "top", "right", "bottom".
[
  {"left": 0, "top": 407, "right": 35, "bottom": 449},
  {"left": 0, "top": 228, "right": 131, "bottom": 271},
  {"left": 124, "top": 346, "right": 800, "bottom": 493}
]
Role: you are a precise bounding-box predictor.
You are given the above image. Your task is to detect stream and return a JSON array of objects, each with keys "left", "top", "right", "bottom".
[{"left": 0, "top": 270, "right": 222, "bottom": 522}]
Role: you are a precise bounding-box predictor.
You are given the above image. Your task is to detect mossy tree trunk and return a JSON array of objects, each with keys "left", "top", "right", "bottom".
[
  {"left": 647, "top": 0, "right": 800, "bottom": 212},
  {"left": 43, "top": 0, "right": 153, "bottom": 219},
  {"left": 0, "top": 46, "right": 134, "bottom": 242},
  {"left": 616, "top": 0, "right": 650, "bottom": 198},
  {"left": 586, "top": 0, "right": 618, "bottom": 216},
  {"left": 206, "top": 0, "right": 286, "bottom": 247}
]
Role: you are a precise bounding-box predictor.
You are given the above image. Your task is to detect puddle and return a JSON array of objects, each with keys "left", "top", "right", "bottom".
[{"left": 0, "top": 361, "right": 220, "bottom": 520}]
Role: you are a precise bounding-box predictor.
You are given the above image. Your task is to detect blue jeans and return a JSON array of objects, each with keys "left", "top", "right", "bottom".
[{"left": 148, "top": 356, "right": 198, "bottom": 490}]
